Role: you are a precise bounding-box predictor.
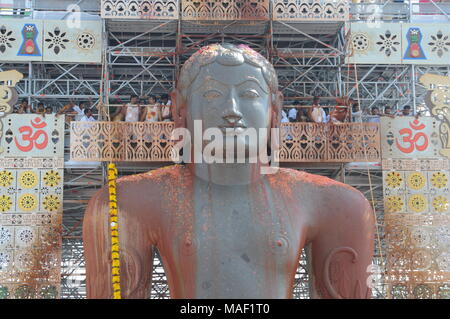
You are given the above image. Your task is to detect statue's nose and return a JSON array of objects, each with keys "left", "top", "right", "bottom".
[
  {"left": 222, "top": 91, "right": 243, "bottom": 125},
  {"left": 223, "top": 111, "right": 243, "bottom": 125}
]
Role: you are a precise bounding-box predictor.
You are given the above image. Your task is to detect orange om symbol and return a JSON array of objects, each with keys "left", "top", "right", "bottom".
[
  {"left": 14, "top": 117, "right": 49, "bottom": 152},
  {"left": 395, "top": 119, "right": 429, "bottom": 154}
]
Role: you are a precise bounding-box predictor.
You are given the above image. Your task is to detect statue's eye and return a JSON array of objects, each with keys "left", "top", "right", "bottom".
[
  {"left": 203, "top": 90, "right": 222, "bottom": 99},
  {"left": 240, "top": 89, "right": 259, "bottom": 99}
]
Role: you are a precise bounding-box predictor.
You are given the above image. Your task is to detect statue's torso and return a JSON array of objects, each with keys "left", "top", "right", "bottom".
[
  {"left": 147, "top": 169, "right": 310, "bottom": 298},
  {"left": 85, "top": 165, "right": 374, "bottom": 299}
]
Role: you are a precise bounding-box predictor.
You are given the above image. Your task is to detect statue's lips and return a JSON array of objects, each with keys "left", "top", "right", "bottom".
[{"left": 218, "top": 125, "right": 247, "bottom": 136}]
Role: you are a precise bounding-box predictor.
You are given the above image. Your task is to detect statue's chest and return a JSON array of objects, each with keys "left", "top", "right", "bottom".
[{"left": 169, "top": 182, "right": 300, "bottom": 272}]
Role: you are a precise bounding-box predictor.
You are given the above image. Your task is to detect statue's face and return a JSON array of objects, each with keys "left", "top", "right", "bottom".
[{"left": 186, "top": 61, "right": 271, "bottom": 160}]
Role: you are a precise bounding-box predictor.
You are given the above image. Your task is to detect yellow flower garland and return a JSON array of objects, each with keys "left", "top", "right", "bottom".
[{"left": 108, "top": 163, "right": 121, "bottom": 299}]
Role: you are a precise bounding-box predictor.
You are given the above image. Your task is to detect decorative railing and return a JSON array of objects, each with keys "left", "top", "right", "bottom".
[
  {"left": 280, "top": 122, "right": 380, "bottom": 162},
  {"left": 70, "top": 121, "right": 175, "bottom": 162},
  {"left": 273, "top": 0, "right": 349, "bottom": 21},
  {"left": 181, "top": 0, "right": 269, "bottom": 20},
  {"left": 101, "top": 0, "right": 352, "bottom": 21},
  {"left": 101, "top": 0, "right": 179, "bottom": 19},
  {"left": 70, "top": 122, "right": 381, "bottom": 163}
]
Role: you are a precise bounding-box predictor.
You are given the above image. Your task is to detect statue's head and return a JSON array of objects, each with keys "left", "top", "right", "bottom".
[{"left": 172, "top": 43, "right": 282, "bottom": 162}]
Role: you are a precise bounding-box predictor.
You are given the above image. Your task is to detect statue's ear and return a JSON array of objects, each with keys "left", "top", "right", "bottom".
[
  {"left": 170, "top": 88, "right": 186, "bottom": 128},
  {"left": 270, "top": 90, "right": 283, "bottom": 129}
]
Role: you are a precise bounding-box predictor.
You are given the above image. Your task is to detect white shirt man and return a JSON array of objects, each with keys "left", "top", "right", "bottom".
[
  {"left": 311, "top": 107, "right": 328, "bottom": 123},
  {"left": 80, "top": 115, "right": 96, "bottom": 122},
  {"left": 161, "top": 99, "right": 172, "bottom": 122},
  {"left": 281, "top": 109, "right": 289, "bottom": 123},
  {"left": 125, "top": 103, "right": 140, "bottom": 122},
  {"left": 288, "top": 108, "right": 298, "bottom": 122},
  {"left": 72, "top": 105, "right": 85, "bottom": 121}
]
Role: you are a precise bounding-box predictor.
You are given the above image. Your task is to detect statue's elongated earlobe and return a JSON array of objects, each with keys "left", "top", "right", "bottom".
[{"left": 171, "top": 89, "right": 187, "bottom": 129}]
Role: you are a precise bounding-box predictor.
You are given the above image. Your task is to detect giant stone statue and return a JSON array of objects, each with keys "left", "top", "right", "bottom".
[{"left": 83, "top": 44, "right": 375, "bottom": 299}]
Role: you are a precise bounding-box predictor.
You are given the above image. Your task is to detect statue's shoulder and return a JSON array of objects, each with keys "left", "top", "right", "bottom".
[
  {"left": 268, "top": 168, "right": 360, "bottom": 197},
  {"left": 270, "top": 168, "right": 371, "bottom": 222},
  {"left": 268, "top": 168, "right": 347, "bottom": 188},
  {"left": 116, "top": 164, "right": 191, "bottom": 188}
]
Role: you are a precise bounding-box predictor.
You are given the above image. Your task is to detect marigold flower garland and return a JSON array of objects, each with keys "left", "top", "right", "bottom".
[{"left": 108, "top": 163, "right": 121, "bottom": 299}]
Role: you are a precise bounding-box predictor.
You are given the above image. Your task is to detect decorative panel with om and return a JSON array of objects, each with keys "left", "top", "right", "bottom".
[
  {"left": 101, "top": 0, "right": 179, "bottom": 19},
  {"left": 0, "top": 20, "right": 43, "bottom": 62},
  {"left": 381, "top": 116, "right": 450, "bottom": 299},
  {"left": 0, "top": 114, "right": 64, "bottom": 299},
  {"left": 381, "top": 117, "right": 440, "bottom": 159}
]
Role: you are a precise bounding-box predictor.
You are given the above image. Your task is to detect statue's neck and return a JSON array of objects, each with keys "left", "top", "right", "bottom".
[{"left": 188, "top": 162, "right": 265, "bottom": 186}]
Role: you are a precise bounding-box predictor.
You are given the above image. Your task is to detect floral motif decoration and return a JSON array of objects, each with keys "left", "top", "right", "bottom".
[
  {"left": 438, "top": 284, "right": 450, "bottom": 299},
  {"left": 411, "top": 249, "right": 432, "bottom": 269},
  {"left": 410, "top": 228, "right": 430, "bottom": 247},
  {"left": 42, "top": 195, "right": 60, "bottom": 212},
  {"left": 386, "top": 227, "right": 407, "bottom": 247},
  {"left": 432, "top": 196, "right": 449, "bottom": 213},
  {"left": 0, "top": 25, "right": 16, "bottom": 54},
  {"left": 413, "top": 284, "right": 433, "bottom": 299},
  {"left": 436, "top": 226, "right": 450, "bottom": 246},
  {"left": 77, "top": 32, "right": 95, "bottom": 50},
  {"left": 385, "top": 195, "right": 404, "bottom": 213},
  {"left": 391, "top": 284, "right": 408, "bottom": 299},
  {"left": 436, "top": 253, "right": 450, "bottom": 271},
  {"left": 18, "top": 194, "right": 37, "bottom": 212},
  {"left": 385, "top": 171, "right": 403, "bottom": 188},
  {"left": 16, "top": 251, "right": 33, "bottom": 269},
  {"left": 40, "top": 187, "right": 49, "bottom": 195},
  {"left": 376, "top": 30, "right": 400, "bottom": 57},
  {"left": 407, "top": 172, "right": 426, "bottom": 190},
  {"left": 0, "top": 226, "right": 11, "bottom": 245},
  {"left": 43, "top": 170, "right": 61, "bottom": 187},
  {"left": 351, "top": 33, "right": 369, "bottom": 53},
  {"left": 17, "top": 228, "right": 34, "bottom": 245},
  {"left": 0, "top": 171, "right": 13, "bottom": 187},
  {"left": 0, "top": 195, "right": 12, "bottom": 212},
  {"left": 428, "top": 30, "right": 450, "bottom": 58},
  {"left": 408, "top": 194, "right": 427, "bottom": 213},
  {"left": 18, "top": 171, "right": 38, "bottom": 189},
  {"left": 0, "top": 251, "right": 11, "bottom": 270},
  {"left": 431, "top": 172, "right": 448, "bottom": 189},
  {"left": 45, "top": 27, "right": 69, "bottom": 55}
]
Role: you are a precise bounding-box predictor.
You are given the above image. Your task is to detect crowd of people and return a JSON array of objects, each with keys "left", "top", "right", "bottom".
[
  {"left": 281, "top": 96, "right": 416, "bottom": 124},
  {"left": 109, "top": 94, "right": 172, "bottom": 123},
  {"left": 12, "top": 93, "right": 173, "bottom": 123},
  {"left": 13, "top": 99, "right": 54, "bottom": 116},
  {"left": 15, "top": 94, "right": 415, "bottom": 125}
]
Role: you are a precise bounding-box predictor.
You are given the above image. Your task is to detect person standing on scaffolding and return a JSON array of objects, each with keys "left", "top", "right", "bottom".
[{"left": 111, "top": 94, "right": 141, "bottom": 122}]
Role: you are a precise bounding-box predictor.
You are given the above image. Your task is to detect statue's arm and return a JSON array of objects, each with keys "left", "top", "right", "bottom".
[
  {"left": 83, "top": 186, "right": 155, "bottom": 299},
  {"left": 307, "top": 186, "right": 375, "bottom": 299}
]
